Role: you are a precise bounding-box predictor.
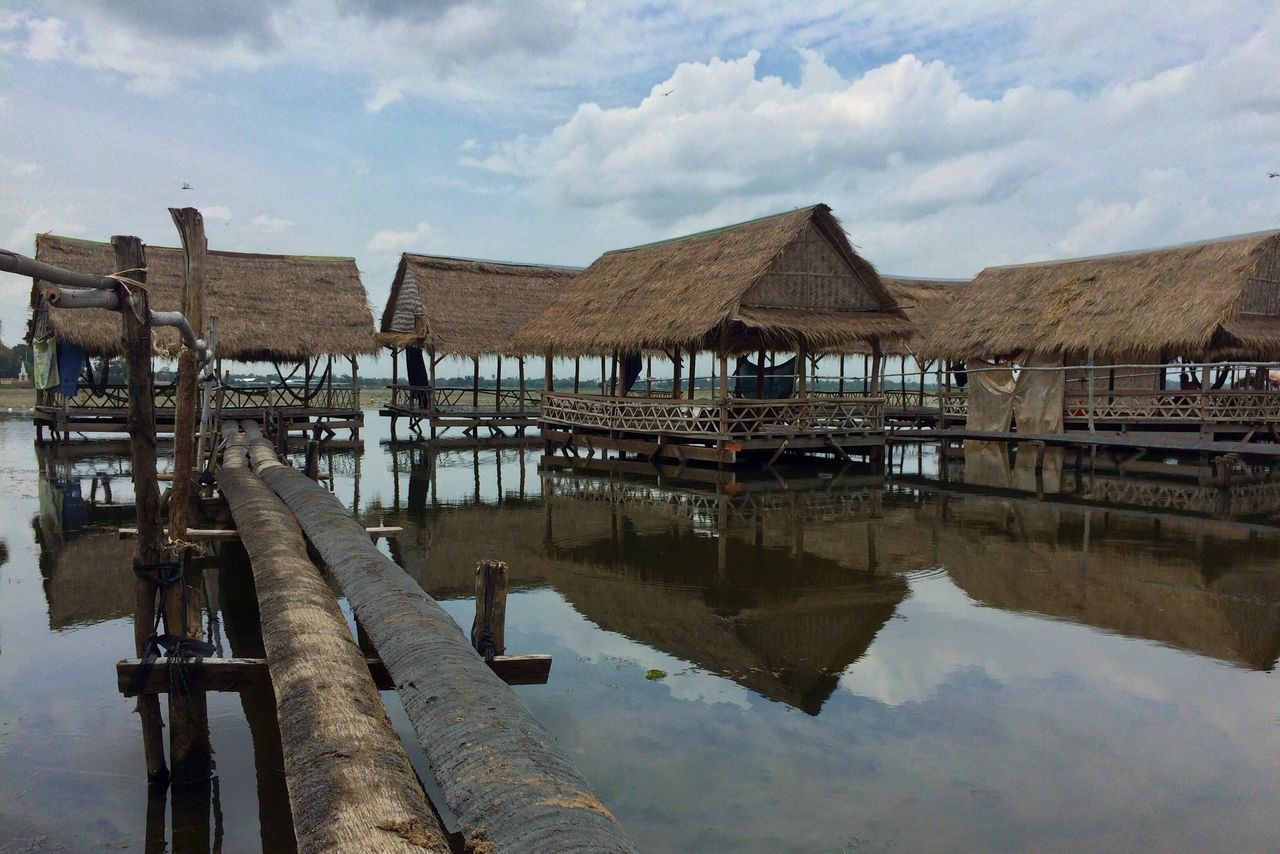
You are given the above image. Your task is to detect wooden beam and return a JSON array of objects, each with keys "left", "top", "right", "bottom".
[
  {"left": 118, "top": 526, "right": 402, "bottom": 541},
  {"left": 116, "top": 235, "right": 168, "bottom": 783},
  {"left": 118, "top": 655, "right": 552, "bottom": 695}
]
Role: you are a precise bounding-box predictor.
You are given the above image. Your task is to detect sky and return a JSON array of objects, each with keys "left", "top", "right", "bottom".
[{"left": 2, "top": 0, "right": 1279, "bottom": 376}]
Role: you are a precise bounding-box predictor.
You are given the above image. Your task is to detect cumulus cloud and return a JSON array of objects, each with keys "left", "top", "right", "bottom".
[
  {"left": 202, "top": 205, "right": 233, "bottom": 222},
  {"left": 250, "top": 213, "right": 293, "bottom": 233},
  {"left": 367, "top": 222, "right": 431, "bottom": 254}
]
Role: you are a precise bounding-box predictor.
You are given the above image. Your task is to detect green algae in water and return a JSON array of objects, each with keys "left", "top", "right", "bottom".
[{"left": 644, "top": 669, "right": 667, "bottom": 681}]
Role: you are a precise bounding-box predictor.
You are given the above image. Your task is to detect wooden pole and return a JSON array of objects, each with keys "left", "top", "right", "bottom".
[
  {"left": 599, "top": 356, "right": 606, "bottom": 394},
  {"left": 218, "top": 432, "right": 449, "bottom": 851},
  {"left": 870, "top": 340, "right": 882, "bottom": 395},
  {"left": 517, "top": 356, "right": 526, "bottom": 414},
  {"left": 472, "top": 357, "right": 480, "bottom": 409},
  {"left": 573, "top": 357, "right": 580, "bottom": 394},
  {"left": 544, "top": 350, "right": 554, "bottom": 392},
  {"left": 756, "top": 346, "right": 766, "bottom": 399},
  {"left": 165, "top": 209, "right": 212, "bottom": 786},
  {"left": 471, "top": 560, "right": 509, "bottom": 661},
  {"left": 670, "top": 349, "right": 682, "bottom": 399},
  {"left": 796, "top": 339, "right": 808, "bottom": 397},
  {"left": 838, "top": 353, "right": 845, "bottom": 395},
  {"left": 117, "top": 236, "right": 168, "bottom": 782},
  {"left": 646, "top": 356, "right": 652, "bottom": 396},
  {"left": 496, "top": 354, "right": 503, "bottom": 409},
  {"left": 391, "top": 347, "right": 398, "bottom": 386},
  {"left": 688, "top": 349, "right": 697, "bottom": 398}
]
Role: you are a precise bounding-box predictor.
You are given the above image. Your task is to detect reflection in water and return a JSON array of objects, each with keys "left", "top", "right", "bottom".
[{"left": 7, "top": 414, "right": 1280, "bottom": 851}]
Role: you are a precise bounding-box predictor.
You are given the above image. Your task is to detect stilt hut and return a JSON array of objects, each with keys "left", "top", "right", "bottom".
[
  {"left": 929, "top": 229, "right": 1280, "bottom": 444},
  {"left": 378, "top": 254, "right": 578, "bottom": 438},
  {"left": 822, "top": 276, "right": 968, "bottom": 428},
  {"left": 515, "top": 204, "right": 910, "bottom": 466},
  {"left": 28, "top": 234, "right": 377, "bottom": 442}
]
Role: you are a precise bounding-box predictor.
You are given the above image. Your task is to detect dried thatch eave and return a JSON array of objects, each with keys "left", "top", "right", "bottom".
[
  {"left": 514, "top": 204, "right": 905, "bottom": 356},
  {"left": 928, "top": 230, "right": 1280, "bottom": 361},
  {"left": 380, "top": 253, "right": 578, "bottom": 358},
  {"left": 30, "top": 234, "right": 379, "bottom": 362},
  {"left": 834, "top": 276, "right": 968, "bottom": 357}
]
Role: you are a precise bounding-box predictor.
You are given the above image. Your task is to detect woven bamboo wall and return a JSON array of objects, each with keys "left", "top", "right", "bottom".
[{"left": 741, "top": 220, "right": 879, "bottom": 311}]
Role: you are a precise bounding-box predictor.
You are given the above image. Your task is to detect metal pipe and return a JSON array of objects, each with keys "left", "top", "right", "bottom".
[
  {"left": 148, "top": 310, "right": 207, "bottom": 359},
  {"left": 45, "top": 286, "right": 120, "bottom": 310},
  {"left": 0, "top": 248, "right": 120, "bottom": 289}
]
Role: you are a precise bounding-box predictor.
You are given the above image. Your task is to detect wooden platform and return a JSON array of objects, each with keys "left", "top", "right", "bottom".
[{"left": 891, "top": 427, "right": 1280, "bottom": 458}]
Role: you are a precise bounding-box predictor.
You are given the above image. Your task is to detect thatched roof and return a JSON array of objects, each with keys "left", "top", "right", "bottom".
[
  {"left": 379, "top": 254, "right": 578, "bottom": 357},
  {"left": 929, "top": 230, "right": 1280, "bottom": 360},
  {"left": 31, "top": 234, "right": 378, "bottom": 361},
  {"left": 838, "top": 275, "right": 968, "bottom": 356},
  {"left": 515, "top": 204, "right": 909, "bottom": 355}
]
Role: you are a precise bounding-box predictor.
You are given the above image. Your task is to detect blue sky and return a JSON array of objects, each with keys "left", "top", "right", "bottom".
[{"left": 2, "top": 1, "right": 1279, "bottom": 375}]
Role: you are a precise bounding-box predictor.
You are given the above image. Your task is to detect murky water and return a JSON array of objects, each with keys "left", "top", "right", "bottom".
[{"left": 2, "top": 415, "right": 1279, "bottom": 852}]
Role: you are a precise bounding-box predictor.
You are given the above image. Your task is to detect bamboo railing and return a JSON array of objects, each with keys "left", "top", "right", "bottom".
[{"left": 386, "top": 383, "right": 542, "bottom": 416}]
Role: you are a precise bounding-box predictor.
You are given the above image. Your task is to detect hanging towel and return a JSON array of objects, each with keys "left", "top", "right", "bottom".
[
  {"left": 33, "top": 336, "right": 59, "bottom": 390},
  {"left": 57, "top": 340, "right": 85, "bottom": 398}
]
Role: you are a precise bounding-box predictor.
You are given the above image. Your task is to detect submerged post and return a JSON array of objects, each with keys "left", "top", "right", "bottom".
[
  {"left": 117, "top": 236, "right": 167, "bottom": 782},
  {"left": 471, "top": 560, "right": 509, "bottom": 662}
]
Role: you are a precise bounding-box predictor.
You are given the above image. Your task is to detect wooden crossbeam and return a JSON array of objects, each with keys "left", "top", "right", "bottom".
[
  {"left": 119, "top": 525, "right": 402, "bottom": 541},
  {"left": 117, "top": 653, "right": 551, "bottom": 695}
]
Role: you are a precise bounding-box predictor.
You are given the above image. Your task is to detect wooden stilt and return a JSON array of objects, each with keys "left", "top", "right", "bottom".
[{"left": 471, "top": 560, "right": 509, "bottom": 661}]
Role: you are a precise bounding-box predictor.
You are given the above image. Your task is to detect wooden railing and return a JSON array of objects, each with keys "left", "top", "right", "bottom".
[
  {"left": 45, "top": 383, "right": 358, "bottom": 412},
  {"left": 1063, "top": 390, "right": 1280, "bottom": 424},
  {"left": 387, "top": 384, "right": 542, "bottom": 415},
  {"left": 540, "top": 393, "right": 884, "bottom": 439}
]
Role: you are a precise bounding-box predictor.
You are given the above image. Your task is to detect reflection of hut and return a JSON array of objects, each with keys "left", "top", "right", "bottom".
[
  {"left": 929, "top": 231, "right": 1280, "bottom": 442},
  {"left": 374, "top": 468, "right": 905, "bottom": 714},
  {"left": 29, "top": 234, "right": 378, "bottom": 441},
  {"left": 378, "top": 255, "right": 578, "bottom": 437},
  {"left": 877, "top": 489, "right": 1280, "bottom": 670},
  {"left": 38, "top": 529, "right": 137, "bottom": 630},
  {"left": 516, "top": 204, "right": 910, "bottom": 465}
]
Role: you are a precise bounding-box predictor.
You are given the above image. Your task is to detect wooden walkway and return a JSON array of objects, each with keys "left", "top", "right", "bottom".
[{"left": 890, "top": 427, "right": 1280, "bottom": 458}]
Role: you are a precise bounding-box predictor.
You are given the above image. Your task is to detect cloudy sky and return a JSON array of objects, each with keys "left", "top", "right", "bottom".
[{"left": 2, "top": 1, "right": 1279, "bottom": 373}]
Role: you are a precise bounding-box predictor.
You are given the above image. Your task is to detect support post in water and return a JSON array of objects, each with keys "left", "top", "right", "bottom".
[
  {"left": 471, "top": 560, "right": 509, "bottom": 661},
  {"left": 116, "top": 235, "right": 168, "bottom": 782},
  {"left": 165, "top": 207, "right": 211, "bottom": 786}
]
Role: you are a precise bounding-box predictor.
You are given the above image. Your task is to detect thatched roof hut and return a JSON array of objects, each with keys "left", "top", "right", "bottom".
[
  {"left": 31, "top": 234, "right": 378, "bottom": 361},
  {"left": 515, "top": 204, "right": 909, "bottom": 355},
  {"left": 930, "top": 230, "right": 1280, "bottom": 360},
  {"left": 379, "top": 254, "right": 579, "bottom": 357},
  {"left": 840, "top": 275, "right": 967, "bottom": 356}
]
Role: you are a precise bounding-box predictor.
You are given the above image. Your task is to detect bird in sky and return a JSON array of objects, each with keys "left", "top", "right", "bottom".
[
  {"left": 1269, "top": 172, "right": 1279, "bottom": 178},
  {"left": 181, "top": 182, "right": 194, "bottom": 190},
  {"left": 660, "top": 89, "right": 673, "bottom": 96}
]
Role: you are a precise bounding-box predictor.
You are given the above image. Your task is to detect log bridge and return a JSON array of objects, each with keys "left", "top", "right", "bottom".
[{"left": 116, "top": 419, "right": 634, "bottom": 852}]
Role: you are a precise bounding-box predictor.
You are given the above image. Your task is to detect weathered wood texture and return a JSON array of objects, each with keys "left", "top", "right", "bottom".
[
  {"left": 219, "top": 433, "right": 448, "bottom": 853},
  {"left": 117, "top": 654, "right": 551, "bottom": 694},
  {"left": 471, "top": 560, "right": 508, "bottom": 659},
  {"left": 115, "top": 235, "right": 168, "bottom": 782},
  {"left": 248, "top": 434, "right": 636, "bottom": 853}
]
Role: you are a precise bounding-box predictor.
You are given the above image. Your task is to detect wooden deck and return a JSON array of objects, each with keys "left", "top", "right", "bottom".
[
  {"left": 381, "top": 383, "right": 541, "bottom": 438},
  {"left": 34, "top": 382, "right": 361, "bottom": 442},
  {"left": 538, "top": 391, "right": 887, "bottom": 466},
  {"left": 891, "top": 427, "right": 1280, "bottom": 459}
]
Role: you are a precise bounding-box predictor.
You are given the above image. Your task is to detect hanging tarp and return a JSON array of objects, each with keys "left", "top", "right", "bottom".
[
  {"left": 1012, "top": 352, "right": 1065, "bottom": 434},
  {"left": 965, "top": 359, "right": 1015, "bottom": 432},
  {"left": 57, "top": 340, "right": 86, "bottom": 398},
  {"left": 732, "top": 356, "right": 797, "bottom": 399},
  {"left": 32, "top": 335, "right": 59, "bottom": 391},
  {"left": 405, "top": 346, "right": 430, "bottom": 409},
  {"left": 963, "top": 440, "right": 1011, "bottom": 488},
  {"left": 622, "top": 352, "right": 643, "bottom": 394}
]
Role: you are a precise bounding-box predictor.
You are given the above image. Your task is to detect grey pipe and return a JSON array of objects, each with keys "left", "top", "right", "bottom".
[
  {"left": 0, "top": 248, "right": 120, "bottom": 290},
  {"left": 148, "top": 310, "right": 207, "bottom": 360},
  {"left": 46, "top": 287, "right": 121, "bottom": 310}
]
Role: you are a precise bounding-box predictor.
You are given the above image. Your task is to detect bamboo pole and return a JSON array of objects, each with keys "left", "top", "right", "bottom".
[
  {"left": 117, "top": 236, "right": 168, "bottom": 782},
  {"left": 219, "top": 432, "right": 449, "bottom": 853}
]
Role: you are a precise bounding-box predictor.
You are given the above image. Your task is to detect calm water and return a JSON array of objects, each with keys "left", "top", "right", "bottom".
[{"left": 2, "top": 414, "right": 1279, "bottom": 852}]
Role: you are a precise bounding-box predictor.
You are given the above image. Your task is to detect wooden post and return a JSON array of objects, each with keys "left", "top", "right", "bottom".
[
  {"left": 471, "top": 560, "right": 509, "bottom": 661},
  {"left": 472, "top": 356, "right": 480, "bottom": 409},
  {"left": 544, "top": 350, "right": 554, "bottom": 392},
  {"left": 599, "top": 356, "right": 606, "bottom": 394},
  {"left": 796, "top": 338, "right": 808, "bottom": 397},
  {"left": 1087, "top": 345, "right": 1097, "bottom": 432},
  {"left": 165, "top": 209, "right": 211, "bottom": 786},
  {"left": 646, "top": 356, "right": 653, "bottom": 396},
  {"left": 609, "top": 349, "right": 618, "bottom": 396},
  {"left": 117, "top": 236, "right": 168, "bottom": 782},
  {"left": 305, "top": 440, "right": 321, "bottom": 481},
  {"left": 391, "top": 347, "right": 399, "bottom": 386},
  {"left": 688, "top": 349, "right": 697, "bottom": 398},
  {"left": 670, "top": 349, "right": 682, "bottom": 399},
  {"left": 756, "top": 346, "right": 766, "bottom": 399},
  {"left": 838, "top": 353, "right": 845, "bottom": 395},
  {"left": 573, "top": 357, "right": 580, "bottom": 394},
  {"left": 496, "top": 354, "right": 503, "bottom": 411},
  {"left": 518, "top": 356, "right": 526, "bottom": 413},
  {"left": 350, "top": 356, "right": 358, "bottom": 409},
  {"left": 870, "top": 340, "right": 882, "bottom": 395},
  {"left": 863, "top": 354, "right": 869, "bottom": 394}
]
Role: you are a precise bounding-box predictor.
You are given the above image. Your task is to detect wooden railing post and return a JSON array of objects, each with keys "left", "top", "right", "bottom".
[{"left": 471, "top": 560, "right": 509, "bottom": 661}]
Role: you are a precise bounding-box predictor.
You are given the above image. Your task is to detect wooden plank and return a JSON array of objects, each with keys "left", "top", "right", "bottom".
[
  {"left": 118, "top": 525, "right": 402, "bottom": 541},
  {"left": 542, "top": 427, "right": 736, "bottom": 464},
  {"left": 117, "top": 655, "right": 552, "bottom": 695},
  {"left": 890, "top": 427, "right": 1280, "bottom": 457}
]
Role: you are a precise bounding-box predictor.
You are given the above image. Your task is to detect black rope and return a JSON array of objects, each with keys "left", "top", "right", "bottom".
[{"left": 128, "top": 561, "right": 215, "bottom": 697}]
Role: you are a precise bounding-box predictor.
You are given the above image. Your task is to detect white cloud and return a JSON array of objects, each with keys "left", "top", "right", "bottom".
[
  {"left": 202, "top": 205, "right": 233, "bottom": 222},
  {"left": 250, "top": 213, "right": 293, "bottom": 233},
  {"left": 22, "top": 17, "right": 67, "bottom": 61},
  {"left": 367, "top": 222, "right": 432, "bottom": 254},
  {"left": 0, "top": 153, "right": 38, "bottom": 177}
]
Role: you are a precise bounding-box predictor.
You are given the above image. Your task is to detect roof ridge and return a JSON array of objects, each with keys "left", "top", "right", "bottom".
[
  {"left": 983, "top": 228, "right": 1280, "bottom": 272},
  {"left": 603, "top": 205, "right": 823, "bottom": 255},
  {"left": 37, "top": 233, "right": 355, "bottom": 262},
  {"left": 403, "top": 252, "right": 581, "bottom": 272}
]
